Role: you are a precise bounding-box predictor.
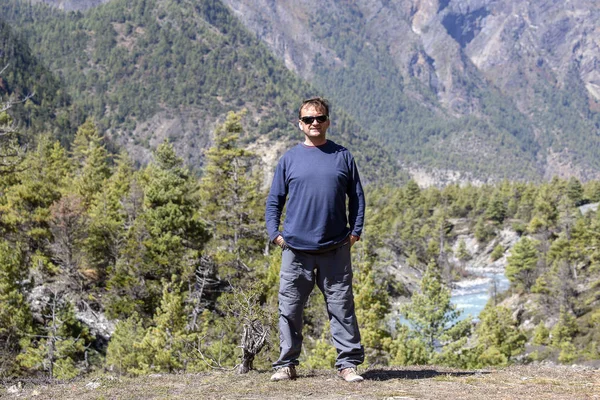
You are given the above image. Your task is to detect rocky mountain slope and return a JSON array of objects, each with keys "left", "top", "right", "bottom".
[
  {"left": 0, "top": 0, "right": 403, "bottom": 184},
  {"left": 18, "top": 0, "right": 600, "bottom": 183},
  {"left": 222, "top": 0, "right": 600, "bottom": 183}
]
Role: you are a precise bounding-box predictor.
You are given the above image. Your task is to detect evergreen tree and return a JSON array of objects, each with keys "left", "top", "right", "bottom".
[
  {"left": 401, "top": 261, "right": 465, "bottom": 351},
  {"left": 71, "top": 119, "right": 111, "bottom": 206},
  {"left": 17, "top": 292, "right": 94, "bottom": 379},
  {"left": 486, "top": 190, "right": 507, "bottom": 224},
  {"left": 0, "top": 137, "right": 71, "bottom": 248},
  {"left": 0, "top": 241, "right": 32, "bottom": 374},
  {"left": 85, "top": 152, "right": 134, "bottom": 281},
  {"left": 353, "top": 248, "right": 391, "bottom": 364},
  {"left": 106, "top": 141, "right": 209, "bottom": 318},
  {"left": 506, "top": 237, "right": 539, "bottom": 292},
  {"left": 472, "top": 305, "right": 526, "bottom": 367},
  {"left": 199, "top": 110, "right": 266, "bottom": 281},
  {"left": 456, "top": 238, "right": 471, "bottom": 263}
]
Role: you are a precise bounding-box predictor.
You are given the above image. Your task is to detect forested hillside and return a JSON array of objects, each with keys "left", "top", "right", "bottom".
[
  {"left": 223, "top": 0, "right": 600, "bottom": 183},
  {"left": 0, "top": 110, "right": 599, "bottom": 378},
  {"left": 0, "top": 0, "right": 599, "bottom": 384},
  {"left": 0, "top": 20, "right": 73, "bottom": 144},
  {"left": 0, "top": 0, "right": 402, "bottom": 183}
]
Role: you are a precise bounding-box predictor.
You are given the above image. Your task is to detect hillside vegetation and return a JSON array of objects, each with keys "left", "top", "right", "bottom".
[
  {"left": 224, "top": 0, "right": 600, "bottom": 182},
  {"left": 0, "top": 0, "right": 598, "bottom": 386},
  {"left": 0, "top": 0, "right": 402, "bottom": 183},
  {"left": 0, "top": 108, "right": 598, "bottom": 380}
]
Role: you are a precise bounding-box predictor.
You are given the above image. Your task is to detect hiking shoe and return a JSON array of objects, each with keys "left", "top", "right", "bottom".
[
  {"left": 270, "top": 366, "right": 297, "bottom": 381},
  {"left": 338, "top": 367, "right": 364, "bottom": 382}
]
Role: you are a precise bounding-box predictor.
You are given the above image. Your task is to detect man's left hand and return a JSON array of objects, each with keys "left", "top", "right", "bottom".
[{"left": 350, "top": 235, "right": 359, "bottom": 247}]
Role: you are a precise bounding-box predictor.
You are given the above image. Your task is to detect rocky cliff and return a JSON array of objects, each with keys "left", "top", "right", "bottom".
[
  {"left": 29, "top": 0, "right": 600, "bottom": 183},
  {"left": 221, "top": 0, "right": 600, "bottom": 183}
]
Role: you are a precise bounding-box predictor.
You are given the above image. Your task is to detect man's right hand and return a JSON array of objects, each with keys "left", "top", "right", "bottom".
[{"left": 274, "top": 235, "right": 286, "bottom": 248}]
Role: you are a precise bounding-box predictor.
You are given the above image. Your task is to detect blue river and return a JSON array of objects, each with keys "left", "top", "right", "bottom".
[{"left": 450, "top": 272, "right": 510, "bottom": 321}]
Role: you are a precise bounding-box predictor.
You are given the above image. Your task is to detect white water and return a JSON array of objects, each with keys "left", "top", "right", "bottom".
[{"left": 450, "top": 272, "right": 510, "bottom": 321}]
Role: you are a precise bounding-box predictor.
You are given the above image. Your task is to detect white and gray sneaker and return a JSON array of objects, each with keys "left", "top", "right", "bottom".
[
  {"left": 270, "top": 366, "right": 297, "bottom": 381},
  {"left": 338, "top": 367, "right": 364, "bottom": 382}
]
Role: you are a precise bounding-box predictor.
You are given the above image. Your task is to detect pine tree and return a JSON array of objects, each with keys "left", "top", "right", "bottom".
[
  {"left": 85, "top": 152, "right": 134, "bottom": 281},
  {"left": 106, "top": 142, "right": 209, "bottom": 318},
  {"left": 199, "top": 110, "right": 266, "bottom": 281},
  {"left": 456, "top": 238, "right": 471, "bottom": 263},
  {"left": 401, "top": 261, "right": 465, "bottom": 351},
  {"left": 486, "top": 190, "right": 507, "bottom": 224},
  {"left": 71, "top": 119, "right": 111, "bottom": 206},
  {"left": 353, "top": 248, "right": 391, "bottom": 364},
  {"left": 17, "top": 292, "right": 94, "bottom": 379},
  {"left": 472, "top": 305, "right": 526, "bottom": 367},
  {"left": 0, "top": 137, "right": 71, "bottom": 247},
  {"left": 0, "top": 241, "right": 32, "bottom": 373},
  {"left": 506, "top": 237, "right": 539, "bottom": 292}
]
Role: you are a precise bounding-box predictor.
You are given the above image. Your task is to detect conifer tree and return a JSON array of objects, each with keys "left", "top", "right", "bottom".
[
  {"left": 0, "top": 241, "right": 32, "bottom": 373},
  {"left": 506, "top": 237, "right": 539, "bottom": 292},
  {"left": 0, "top": 137, "right": 71, "bottom": 248},
  {"left": 17, "top": 292, "right": 94, "bottom": 379},
  {"left": 71, "top": 119, "right": 111, "bottom": 206},
  {"left": 199, "top": 110, "right": 265, "bottom": 281},
  {"left": 456, "top": 238, "right": 471, "bottom": 264},
  {"left": 401, "top": 261, "right": 465, "bottom": 351},
  {"left": 472, "top": 305, "right": 526, "bottom": 366},
  {"left": 353, "top": 246, "right": 391, "bottom": 364},
  {"left": 106, "top": 141, "right": 209, "bottom": 318},
  {"left": 486, "top": 190, "right": 507, "bottom": 224},
  {"left": 85, "top": 153, "right": 134, "bottom": 281}
]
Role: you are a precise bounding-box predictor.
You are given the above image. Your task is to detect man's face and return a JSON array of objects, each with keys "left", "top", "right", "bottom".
[{"left": 299, "top": 105, "right": 330, "bottom": 142}]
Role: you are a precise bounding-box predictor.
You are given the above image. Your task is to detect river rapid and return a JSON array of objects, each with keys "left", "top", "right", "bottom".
[{"left": 451, "top": 269, "right": 510, "bottom": 321}]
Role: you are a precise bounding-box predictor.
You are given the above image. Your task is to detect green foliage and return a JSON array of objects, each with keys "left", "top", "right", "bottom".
[
  {"left": 456, "top": 239, "right": 471, "bottom": 262},
  {"left": 353, "top": 250, "right": 391, "bottom": 364},
  {"left": 532, "top": 322, "right": 550, "bottom": 346},
  {"left": 17, "top": 295, "right": 94, "bottom": 379},
  {"left": 401, "top": 261, "right": 465, "bottom": 352},
  {"left": 471, "top": 306, "right": 526, "bottom": 367},
  {"left": 0, "top": 20, "right": 73, "bottom": 144},
  {"left": 550, "top": 308, "right": 578, "bottom": 348},
  {"left": 199, "top": 110, "right": 265, "bottom": 281},
  {"left": 106, "top": 282, "right": 204, "bottom": 375},
  {"left": 490, "top": 244, "right": 504, "bottom": 262},
  {"left": 72, "top": 119, "right": 111, "bottom": 206},
  {"left": 106, "top": 141, "right": 209, "bottom": 319},
  {"left": 105, "top": 314, "right": 146, "bottom": 375},
  {"left": 0, "top": 241, "right": 32, "bottom": 373},
  {"left": 506, "top": 237, "right": 539, "bottom": 292},
  {"left": 387, "top": 325, "right": 429, "bottom": 366},
  {"left": 305, "top": 326, "right": 338, "bottom": 370}
]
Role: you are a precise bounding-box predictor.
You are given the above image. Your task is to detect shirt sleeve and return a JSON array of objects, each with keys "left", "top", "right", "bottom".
[
  {"left": 347, "top": 155, "right": 365, "bottom": 237},
  {"left": 265, "top": 158, "right": 288, "bottom": 242}
]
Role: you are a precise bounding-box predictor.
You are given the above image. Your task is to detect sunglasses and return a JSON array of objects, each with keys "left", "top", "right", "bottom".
[{"left": 300, "top": 115, "right": 329, "bottom": 124}]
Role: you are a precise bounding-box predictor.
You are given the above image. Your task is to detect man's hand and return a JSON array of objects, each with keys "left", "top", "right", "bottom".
[
  {"left": 274, "top": 235, "right": 286, "bottom": 249},
  {"left": 350, "top": 235, "right": 359, "bottom": 247}
]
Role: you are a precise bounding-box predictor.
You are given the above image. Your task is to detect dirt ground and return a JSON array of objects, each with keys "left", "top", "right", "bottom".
[{"left": 1, "top": 364, "right": 599, "bottom": 399}]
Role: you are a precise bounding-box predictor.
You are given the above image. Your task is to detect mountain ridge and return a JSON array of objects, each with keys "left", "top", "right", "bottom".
[{"left": 221, "top": 0, "right": 600, "bottom": 183}]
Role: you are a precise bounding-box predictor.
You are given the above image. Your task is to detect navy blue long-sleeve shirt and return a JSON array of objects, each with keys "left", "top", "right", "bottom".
[{"left": 265, "top": 140, "right": 365, "bottom": 251}]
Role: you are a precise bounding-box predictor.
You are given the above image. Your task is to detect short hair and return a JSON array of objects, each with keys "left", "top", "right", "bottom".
[{"left": 299, "top": 97, "right": 330, "bottom": 118}]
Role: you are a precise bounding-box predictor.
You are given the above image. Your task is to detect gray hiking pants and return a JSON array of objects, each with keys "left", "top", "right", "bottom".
[{"left": 273, "top": 242, "right": 364, "bottom": 370}]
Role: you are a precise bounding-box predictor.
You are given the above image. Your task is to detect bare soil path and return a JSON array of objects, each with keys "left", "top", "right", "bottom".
[{"left": 2, "top": 365, "right": 599, "bottom": 399}]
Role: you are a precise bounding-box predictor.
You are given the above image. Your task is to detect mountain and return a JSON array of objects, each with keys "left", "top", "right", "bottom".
[
  {"left": 6, "top": 0, "right": 600, "bottom": 184},
  {"left": 220, "top": 0, "right": 600, "bottom": 183},
  {"left": 0, "top": 0, "right": 404, "bottom": 184},
  {"left": 0, "top": 19, "right": 72, "bottom": 143}
]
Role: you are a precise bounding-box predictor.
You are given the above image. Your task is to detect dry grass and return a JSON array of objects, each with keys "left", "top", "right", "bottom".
[{"left": 1, "top": 364, "right": 599, "bottom": 399}]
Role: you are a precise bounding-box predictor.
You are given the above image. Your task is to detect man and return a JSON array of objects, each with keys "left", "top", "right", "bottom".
[{"left": 265, "top": 97, "right": 365, "bottom": 383}]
